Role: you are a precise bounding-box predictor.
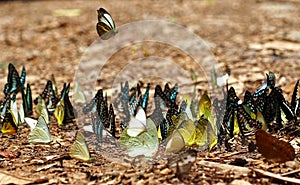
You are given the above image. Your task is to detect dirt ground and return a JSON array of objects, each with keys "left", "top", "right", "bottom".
[{"left": 1, "top": 0, "right": 300, "bottom": 184}]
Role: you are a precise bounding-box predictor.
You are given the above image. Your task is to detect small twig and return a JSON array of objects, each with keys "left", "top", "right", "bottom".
[
  {"left": 197, "top": 160, "right": 251, "bottom": 176},
  {"left": 252, "top": 168, "right": 300, "bottom": 184},
  {"left": 281, "top": 168, "right": 300, "bottom": 177}
]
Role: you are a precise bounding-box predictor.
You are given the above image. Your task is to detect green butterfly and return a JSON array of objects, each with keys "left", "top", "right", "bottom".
[{"left": 120, "top": 107, "right": 159, "bottom": 158}]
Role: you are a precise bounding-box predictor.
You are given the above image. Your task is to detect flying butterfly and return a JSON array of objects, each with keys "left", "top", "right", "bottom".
[
  {"left": 28, "top": 116, "right": 52, "bottom": 144},
  {"left": 70, "top": 131, "right": 91, "bottom": 162},
  {"left": 96, "top": 8, "right": 118, "bottom": 40}
]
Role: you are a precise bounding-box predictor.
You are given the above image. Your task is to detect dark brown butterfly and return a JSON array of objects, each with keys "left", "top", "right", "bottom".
[{"left": 255, "top": 130, "right": 295, "bottom": 163}]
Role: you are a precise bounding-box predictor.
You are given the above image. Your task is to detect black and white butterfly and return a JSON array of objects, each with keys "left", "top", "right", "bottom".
[{"left": 96, "top": 8, "right": 118, "bottom": 40}]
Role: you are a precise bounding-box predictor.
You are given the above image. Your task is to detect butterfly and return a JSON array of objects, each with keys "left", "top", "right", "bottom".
[
  {"left": 165, "top": 114, "right": 193, "bottom": 153},
  {"left": 96, "top": 8, "right": 118, "bottom": 40},
  {"left": 120, "top": 117, "right": 159, "bottom": 158},
  {"left": 20, "top": 66, "right": 26, "bottom": 88},
  {"left": 104, "top": 104, "right": 117, "bottom": 138},
  {"left": 10, "top": 100, "right": 24, "bottom": 127},
  {"left": 243, "top": 90, "right": 256, "bottom": 115},
  {"left": 54, "top": 99, "right": 64, "bottom": 126},
  {"left": 222, "top": 87, "right": 262, "bottom": 137},
  {"left": 291, "top": 80, "right": 300, "bottom": 117},
  {"left": 116, "top": 82, "right": 150, "bottom": 130},
  {"left": 253, "top": 72, "right": 276, "bottom": 97},
  {"left": 28, "top": 116, "right": 52, "bottom": 144},
  {"left": 70, "top": 131, "right": 91, "bottom": 162},
  {"left": 168, "top": 149, "right": 197, "bottom": 180},
  {"left": 24, "top": 117, "right": 37, "bottom": 131},
  {"left": 82, "top": 89, "right": 103, "bottom": 114},
  {"left": 21, "top": 84, "right": 33, "bottom": 117},
  {"left": 263, "top": 87, "right": 295, "bottom": 130},
  {"left": 255, "top": 129, "right": 295, "bottom": 163},
  {"left": 126, "top": 107, "right": 147, "bottom": 137},
  {"left": 34, "top": 80, "right": 58, "bottom": 114},
  {"left": 72, "top": 82, "right": 86, "bottom": 104},
  {"left": 60, "top": 83, "right": 76, "bottom": 124},
  {"left": 1, "top": 110, "right": 18, "bottom": 134},
  {"left": 128, "top": 83, "right": 150, "bottom": 116},
  {"left": 35, "top": 96, "right": 50, "bottom": 124},
  {"left": 165, "top": 129, "right": 186, "bottom": 153},
  {"left": 92, "top": 112, "right": 104, "bottom": 142},
  {"left": 4, "top": 63, "right": 23, "bottom": 97}
]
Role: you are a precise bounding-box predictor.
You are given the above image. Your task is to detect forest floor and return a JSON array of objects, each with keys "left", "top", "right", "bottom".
[{"left": 0, "top": 0, "right": 300, "bottom": 184}]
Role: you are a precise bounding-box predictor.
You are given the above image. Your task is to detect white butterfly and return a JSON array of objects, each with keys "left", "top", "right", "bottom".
[
  {"left": 28, "top": 116, "right": 51, "bottom": 144},
  {"left": 25, "top": 117, "right": 37, "bottom": 131},
  {"left": 127, "top": 107, "right": 147, "bottom": 137},
  {"left": 10, "top": 101, "right": 20, "bottom": 126},
  {"left": 70, "top": 131, "right": 91, "bottom": 162}
]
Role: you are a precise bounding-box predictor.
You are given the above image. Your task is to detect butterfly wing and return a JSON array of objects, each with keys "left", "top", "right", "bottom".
[
  {"left": 291, "top": 80, "right": 300, "bottom": 116},
  {"left": 70, "top": 131, "right": 91, "bottom": 162},
  {"left": 4, "top": 63, "right": 22, "bottom": 96},
  {"left": 120, "top": 118, "right": 159, "bottom": 157},
  {"left": 165, "top": 130, "right": 185, "bottom": 153},
  {"left": 127, "top": 107, "right": 147, "bottom": 137},
  {"left": 1, "top": 111, "right": 17, "bottom": 134},
  {"left": 28, "top": 116, "right": 51, "bottom": 144},
  {"left": 96, "top": 8, "right": 117, "bottom": 40},
  {"left": 25, "top": 117, "right": 37, "bottom": 131},
  {"left": 54, "top": 99, "right": 65, "bottom": 126}
]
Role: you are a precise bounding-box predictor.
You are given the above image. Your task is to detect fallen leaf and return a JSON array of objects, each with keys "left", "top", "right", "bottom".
[
  {"left": 255, "top": 130, "right": 295, "bottom": 163},
  {"left": 0, "top": 150, "right": 20, "bottom": 159}
]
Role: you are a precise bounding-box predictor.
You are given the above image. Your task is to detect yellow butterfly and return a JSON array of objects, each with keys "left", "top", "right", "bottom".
[
  {"left": 1, "top": 110, "right": 18, "bottom": 134},
  {"left": 54, "top": 99, "right": 64, "bottom": 126},
  {"left": 70, "top": 131, "right": 91, "bottom": 162},
  {"left": 165, "top": 130, "right": 185, "bottom": 153},
  {"left": 96, "top": 8, "right": 118, "bottom": 40},
  {"left": 28, "top": 116, "right": 52, "bottom": 144},
  {"left": 36, "top": 96, "right": 49, "bottom": 124}
]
